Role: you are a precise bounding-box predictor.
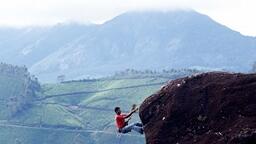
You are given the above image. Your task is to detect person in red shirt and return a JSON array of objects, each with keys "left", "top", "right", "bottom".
[{"left": 114, "top": 106, "right": 143, "bottom": 134}]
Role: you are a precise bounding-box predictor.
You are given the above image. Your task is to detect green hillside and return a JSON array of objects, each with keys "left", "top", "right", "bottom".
[
  {"left": 0, "top": 63, "right": 40, "bottom": 119},
  {"left": 0, "top": 65, "right": 199, "bottom": 144}
]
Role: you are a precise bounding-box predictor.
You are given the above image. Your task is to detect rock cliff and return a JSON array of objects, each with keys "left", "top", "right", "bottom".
[{"left": 139, "top": 72, "right": 256, "bottom": 144}]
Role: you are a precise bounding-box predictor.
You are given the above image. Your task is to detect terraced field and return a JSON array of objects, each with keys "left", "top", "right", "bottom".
[{"left": 0, "top": 64, "right": 198, "bottom": 144}]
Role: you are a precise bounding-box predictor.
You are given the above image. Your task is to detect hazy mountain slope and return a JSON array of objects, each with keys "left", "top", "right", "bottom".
[
  {"left": 1, "top": 10, "right": 255, "bottom": 82},
  {"left": 0, "top": 24, "right": 95, "bottom": 67},
  {"left": 30, "top": 11, "right": 256, "bottom": 81}
]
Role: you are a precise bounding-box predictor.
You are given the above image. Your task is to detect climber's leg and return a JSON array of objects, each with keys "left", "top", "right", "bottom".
[
  {"left": 134, "top": 122, "right": 143, "bottom": 127},
  {"left": 121, "top": 123, "right": 143, "bottom": 134}
]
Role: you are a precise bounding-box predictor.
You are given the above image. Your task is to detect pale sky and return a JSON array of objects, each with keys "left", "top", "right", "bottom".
[{"left": 0, "top": 0, "right": 255, "bottom": 36}]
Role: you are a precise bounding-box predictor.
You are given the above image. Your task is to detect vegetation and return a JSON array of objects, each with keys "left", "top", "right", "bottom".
[
  {"left": 0, "top": 64, "right": 201, "bottom": 143},
  {"left": 0, "top": 63, "right": 40, "bottom": 119}
]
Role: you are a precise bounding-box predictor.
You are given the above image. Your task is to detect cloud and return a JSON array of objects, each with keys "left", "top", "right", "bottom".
[{"left": 0, "top": 0, "right": 255, "bottom": 36}]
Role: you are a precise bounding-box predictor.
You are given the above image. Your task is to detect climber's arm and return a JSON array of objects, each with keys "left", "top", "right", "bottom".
[{"left": 124, "top": 107, "right": 138, "bottom": 119}]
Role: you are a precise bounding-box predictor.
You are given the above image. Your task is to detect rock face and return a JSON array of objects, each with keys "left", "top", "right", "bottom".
[{"left": 139, "top": 72, "right": 256, "bottom": 144}]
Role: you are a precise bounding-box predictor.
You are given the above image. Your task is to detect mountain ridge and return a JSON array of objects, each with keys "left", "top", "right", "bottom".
[{"left": 0, "top": 10, "right": 255, "bottom": 82}]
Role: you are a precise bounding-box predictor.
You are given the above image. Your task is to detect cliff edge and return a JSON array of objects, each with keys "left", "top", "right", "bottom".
[{"left": 139, "top": 72, "right": 256, "bottom": 144}]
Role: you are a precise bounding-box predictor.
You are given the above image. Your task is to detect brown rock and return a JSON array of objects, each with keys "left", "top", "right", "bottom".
[{"left": 139, "top": 72, "right": 256, "bottom": 144}]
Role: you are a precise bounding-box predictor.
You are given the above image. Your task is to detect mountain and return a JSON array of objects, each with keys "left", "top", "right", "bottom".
[
  {"left": 0, "top": 24, "right": 94, "bottom": 67},
  {"left": 0, "top": 10, "right": 256, "bottom": 82}
]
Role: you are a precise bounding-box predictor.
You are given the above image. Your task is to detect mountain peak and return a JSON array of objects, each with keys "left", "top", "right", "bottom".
[
  {"left": 104, "top": 9, "right": 203, "bottom": 25},
  {"left": 1, "top": 10, "right": 255, "bottom": 82}
]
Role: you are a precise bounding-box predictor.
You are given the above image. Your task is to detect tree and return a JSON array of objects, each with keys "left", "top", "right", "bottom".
[{"left": 57, "top": 75, "right": 66, "bottom": 83}]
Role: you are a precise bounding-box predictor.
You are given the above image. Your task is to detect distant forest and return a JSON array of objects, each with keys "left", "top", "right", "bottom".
[{"left": 60, "top": 68, "right": 202, "bottom": 83}]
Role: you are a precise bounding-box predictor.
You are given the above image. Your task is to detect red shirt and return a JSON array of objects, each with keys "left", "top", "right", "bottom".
[{"left": 115, "top": 114, "right": 127, "bottom": 129}]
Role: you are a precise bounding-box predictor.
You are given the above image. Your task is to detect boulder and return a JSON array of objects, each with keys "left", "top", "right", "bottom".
[{"left": 139, "top": 72, "right": 256, "bottom": 144}]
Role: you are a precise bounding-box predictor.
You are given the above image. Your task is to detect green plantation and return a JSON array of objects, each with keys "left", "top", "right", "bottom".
[{"left": 0, "top": 64, "right": 199, "bottom": 144}]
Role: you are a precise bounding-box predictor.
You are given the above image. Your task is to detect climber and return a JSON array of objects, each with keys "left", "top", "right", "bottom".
[{"left": 114, "top": 106, "right": 144, "bottom": 134}]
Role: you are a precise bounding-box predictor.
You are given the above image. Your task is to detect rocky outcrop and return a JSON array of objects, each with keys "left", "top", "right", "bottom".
[{"left": 139, "top": 72, "right": 256, "bottom": 144}]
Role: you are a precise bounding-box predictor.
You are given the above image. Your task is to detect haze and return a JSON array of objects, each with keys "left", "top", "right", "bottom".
[{"left": 0, "top": 0, "right": 255, "bottom": 36}]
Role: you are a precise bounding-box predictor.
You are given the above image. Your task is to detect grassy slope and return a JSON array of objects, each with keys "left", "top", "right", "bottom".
[
  {"left": 1, "top": 77, "right": 166, "bottom": 144},
  {"left": 0, "top": 125, "right": 144, "bottom": 144},
  {"left": 11, "top": 104, "right": 84, "bottom": 128},
  {"left": 0, "top": 75, "right": 25, "bottom": 119},
  {"left": 18, "top": 77, "right": 167, "bottom": 129},
  {"left": 1, "top": 70, "right": 198, "bottom": 144}
]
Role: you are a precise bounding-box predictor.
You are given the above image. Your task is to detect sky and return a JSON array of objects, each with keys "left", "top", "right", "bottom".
[{"left": 0, "top": 0, "right": 255, "bottom": 36}]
